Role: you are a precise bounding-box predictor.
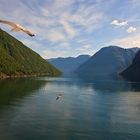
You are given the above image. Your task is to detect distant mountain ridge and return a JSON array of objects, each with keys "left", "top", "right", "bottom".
[
  {"left": 121, "top": 49, "right": 140, "bottom": 81},
  {"left": 75, "top": 46, "right": 139, "bottom": 78},
  {"left": 48, "top": 55, "right": 90, "bottom": 75},
  {"left": 0, "top": 28, "right": 61, "bottom": 78}
]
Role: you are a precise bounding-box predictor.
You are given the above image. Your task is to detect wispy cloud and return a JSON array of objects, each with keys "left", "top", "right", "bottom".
[
  {"left": 111, "top": 33, "right": 140, "bottom": 48},
  {"left": 59, "top": 20, "right": 77, "bottom": 38},
  {"left": 58, "top": 42, "right": 70, "bottom": 48},
  {"left": 42, "top": 50, "right": 68, "bottom": 59},
  {"left": 60, "top": 4, "right": 104, "bottom": 32},
  {"left": 46, "top": 30, "right": 66, "bottom": 42},
  {"left": 76, "top": 44, "right": 95, "bottom": 55},
  {"left": 0, "top": 0, "right": 105, "bottom": 41},
  {"left": 1, "top": 0, "right": 140, "bottom": 58},
  {"left": 0, "top": 0, "right": 108, "bottom": 58}
]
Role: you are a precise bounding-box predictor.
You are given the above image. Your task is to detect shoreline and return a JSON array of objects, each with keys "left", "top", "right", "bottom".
[{"left": 0, "top": 72, "right": 61, "bottom": 80}]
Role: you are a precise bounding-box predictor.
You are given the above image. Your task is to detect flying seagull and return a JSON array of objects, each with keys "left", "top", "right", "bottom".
[
  {"left": 0, "top": 20, "right": 35, "bottom": 37},
  {"left": 56, "top": 93, "right": 62, "bottom": 100}
]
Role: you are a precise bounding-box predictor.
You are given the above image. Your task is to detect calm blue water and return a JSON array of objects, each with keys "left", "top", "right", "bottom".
[{"left": 0, "top": 77, "right": 140, "bottom": 140}]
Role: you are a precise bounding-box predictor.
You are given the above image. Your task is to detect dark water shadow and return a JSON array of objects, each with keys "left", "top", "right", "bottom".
[{"left": 0, "top": 78, "right": 47, "bottom": 106}]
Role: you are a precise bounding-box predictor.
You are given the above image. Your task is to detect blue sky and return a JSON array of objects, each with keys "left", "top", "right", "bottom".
[{"left": 0, "top": 0, "right": 140, "bottom": 58}]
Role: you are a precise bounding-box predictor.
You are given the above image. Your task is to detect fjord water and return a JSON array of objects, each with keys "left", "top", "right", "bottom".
[{"left": 0, "top": 77, "right": 140, "bottom": 140}]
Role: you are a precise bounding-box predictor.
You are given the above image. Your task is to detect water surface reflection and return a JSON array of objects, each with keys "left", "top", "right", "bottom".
[{"left": 0, "top": 77, "right": 140, "bottom": 140}]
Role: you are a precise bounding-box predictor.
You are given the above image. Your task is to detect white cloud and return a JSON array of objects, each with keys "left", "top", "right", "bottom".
[
  {"left": 111, "top": 20, "right": 128, "bottom": 26},
  {"left": 126, "top": 26, "right": 136, "bottom": 33},
  {"left": 111, "top": 19, "right": 137, "bottom": 34},
  {"left": 111, "top": 33, "right": 140, "bottom": 48}
]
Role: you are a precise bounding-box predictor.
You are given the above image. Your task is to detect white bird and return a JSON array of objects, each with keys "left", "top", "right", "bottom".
[
  {"left": 56, "top": 93, "right": 62, "bottom": 100},
  {"left": 0, "top": 20, "right": 35, "bottom": 37}
]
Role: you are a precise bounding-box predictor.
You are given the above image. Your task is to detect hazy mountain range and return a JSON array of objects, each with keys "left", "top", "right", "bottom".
[
  {"left": 48, "top": 55, "right": 90, "bottom": 75},
  {"left": 75, "top": 46, "right": 139, "bottom": 78},
  {"left": 48, "top": 46, "right": 139, "bottom": 79}
]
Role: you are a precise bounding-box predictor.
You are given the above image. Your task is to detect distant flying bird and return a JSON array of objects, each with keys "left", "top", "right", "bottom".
[
  {"left": 56, "top": 93, "right": 62, "bottom": 100},
  {"left": 0, "top": 20, "right": 35, "bottom": 37}
]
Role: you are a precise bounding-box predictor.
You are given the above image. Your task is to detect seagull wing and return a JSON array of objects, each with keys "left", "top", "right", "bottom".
[{"left": 0, "top": 20, "right": 17, "bottom": 28}]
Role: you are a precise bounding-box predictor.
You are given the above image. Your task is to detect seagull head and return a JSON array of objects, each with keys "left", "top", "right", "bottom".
[{"left": 28, "top": 33, "right": 35, "bottom": 37}]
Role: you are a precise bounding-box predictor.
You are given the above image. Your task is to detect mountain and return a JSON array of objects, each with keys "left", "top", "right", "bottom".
[
  {"left": 121, "top": 50, "right": 140, "bottom": 81},
  {"left": 48, "top": 55, "right": 90, "bottom": 75},
  {"left": 0, "top": 28, "right": 61, "bottom": 78},
  {"left": 75, "top": 46, "right": 139, "bottom": 78}
]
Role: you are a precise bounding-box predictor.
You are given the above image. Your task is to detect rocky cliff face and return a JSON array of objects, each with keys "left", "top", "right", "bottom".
[{"left": 121, "top": 50, "right": 140, "bottom": 81}]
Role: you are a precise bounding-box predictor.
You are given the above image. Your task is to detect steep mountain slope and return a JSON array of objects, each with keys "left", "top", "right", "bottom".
[
  {"left": 0, "top": 28, "right": 61, "bottom": 78},
  {"left": 121, "top": 50, "right": 140, "bottom": 81},
  {"left": 48, "top": 55, "right": 90, "bottom": 75},
  {"left": 75, "top": 46, "right": 139, "bottom": 78}
]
